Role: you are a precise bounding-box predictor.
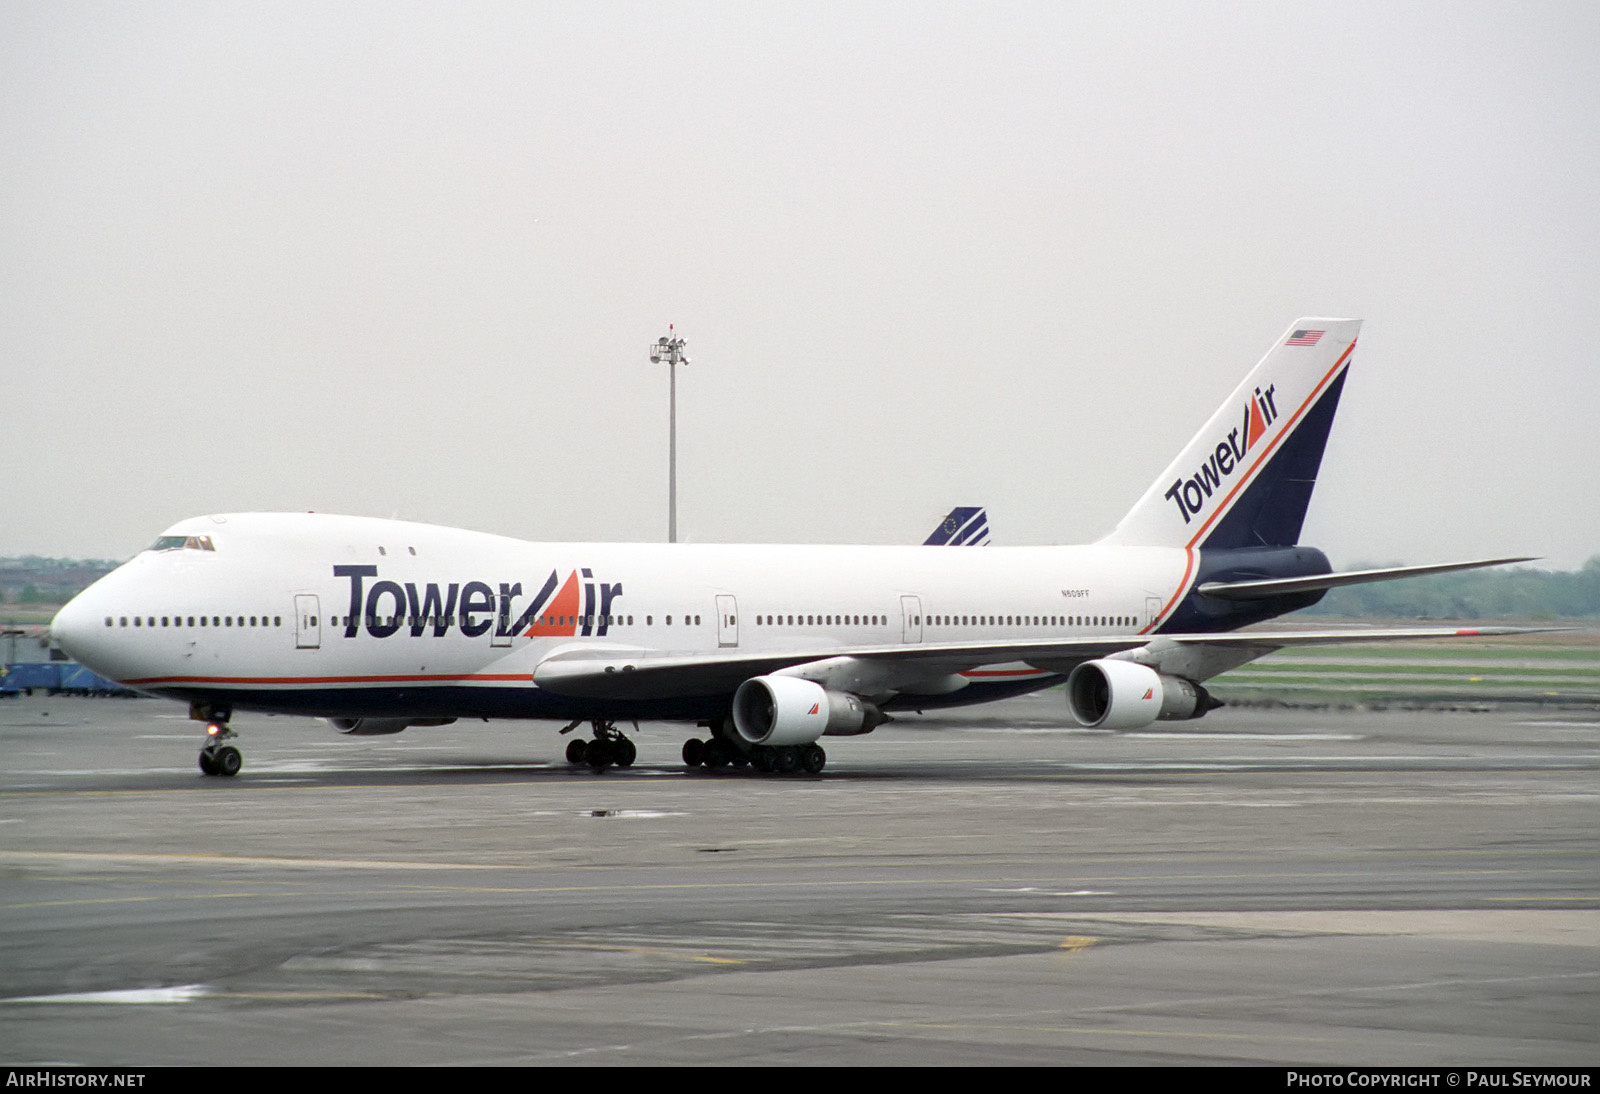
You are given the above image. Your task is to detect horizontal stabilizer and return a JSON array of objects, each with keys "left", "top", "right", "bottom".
[
  {"left": 1196, "top": 557, "right": 1537, "bottom": 601},
  {"left": 1165, "top": 623, "right": 1559, "bottom": 649}
]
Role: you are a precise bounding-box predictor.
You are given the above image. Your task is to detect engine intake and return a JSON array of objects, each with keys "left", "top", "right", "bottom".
[
  {"left": 731, "top": 675, "right": 886, "bottom": 745},
  {"left": 1065, "top": 660, "right": 1218, "bottom": 729}
]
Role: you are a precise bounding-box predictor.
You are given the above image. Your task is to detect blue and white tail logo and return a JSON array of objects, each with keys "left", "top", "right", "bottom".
[
  {"left": 1102, "top": 318, "right": 1361, "bottom": 550},
  {"left": 923, "top": 506, "right": 991, "bottom": 546}
]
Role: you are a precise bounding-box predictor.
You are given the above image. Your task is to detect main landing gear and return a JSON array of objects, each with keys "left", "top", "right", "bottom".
[
  {"left": 681, "top": 736, "right": 826, "bottom": 776},
  {"left": 193, "top": 704, "right": 242, "bottom": 778},
  {"left": 561, "top": 720, "right": 637, "bottom": 772}
]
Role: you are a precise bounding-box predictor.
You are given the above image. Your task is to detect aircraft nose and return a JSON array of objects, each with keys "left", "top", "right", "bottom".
[
  {"left": 51, "top": 591, "right": 99, "bottom": 664},
  {"left": 49, "top": 566, "right": 152, "bottom": 686}
]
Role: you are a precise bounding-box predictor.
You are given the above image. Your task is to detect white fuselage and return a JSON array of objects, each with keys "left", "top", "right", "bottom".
[{"left": 52, "top": 512, "right": 1193, "bottom": 722}]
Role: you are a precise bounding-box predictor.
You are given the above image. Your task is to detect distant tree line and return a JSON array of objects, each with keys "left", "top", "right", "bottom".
[
  {"left": 1303, "top": 556, "right": 1600, "bottom": 621},
  {"left": 1, "top": 557, "right": 120, "bottom": 605},
  {"left": 0, "top": 555, "right": 122, "bottom": 571}
]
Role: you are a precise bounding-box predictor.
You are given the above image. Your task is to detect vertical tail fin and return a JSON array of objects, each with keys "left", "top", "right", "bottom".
[
  {"left": 923, "top": 506, "right": 991, "bottom": 546},
  {"left": 1102, "top": 318, "right": 1361, "bottom": 550}
]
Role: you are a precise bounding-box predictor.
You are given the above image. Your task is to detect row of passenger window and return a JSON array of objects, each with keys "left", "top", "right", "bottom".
[
  {"left": 756, "top": 614, "right": 884, "bottom": 627},
  {"left": 106, "top": 609, "right": 1137, "bottom": 634},
  {"left": 108, "top": 615, "right": 281, "bottom": 628},
  {"left": 751, "top": 613, "right": 1139, "bottom": 629},
  {"left": 923, "top": 614, "right": 1139, "bottom": 628}
]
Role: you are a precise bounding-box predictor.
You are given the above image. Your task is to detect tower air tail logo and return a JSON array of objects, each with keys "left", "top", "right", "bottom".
[{"left": 1164, "top": 383, "right": 1280, "bottom": 525}]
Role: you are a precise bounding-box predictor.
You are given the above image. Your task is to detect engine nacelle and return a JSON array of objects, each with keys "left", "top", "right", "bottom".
[
  {"left": 327, "top": 717, "right": 455, "bottom": 736},
  {"left": 731, "top": 675, "right": 886, "bottom": 745},
  {"left": 1065, "top": 660, "right": 1215, "bottom": 729}
]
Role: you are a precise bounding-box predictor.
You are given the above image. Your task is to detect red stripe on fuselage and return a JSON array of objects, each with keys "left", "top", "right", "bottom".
[
  {"left": 124, "top": 673, "right": 531, "bottom": 686},
  {"left": 1145, "top": 545, "right": 1196, "bottom": 634}
]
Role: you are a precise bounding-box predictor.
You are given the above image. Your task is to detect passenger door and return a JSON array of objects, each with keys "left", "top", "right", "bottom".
[
  {"left": 900, "top": 595, "right": 923, "bottom": 644},
  {"left": 294, "top": 595, "right": 321, "bottom": 649},
  {"left": 716, "top": 594, "right": 739, "bottom": 648}
]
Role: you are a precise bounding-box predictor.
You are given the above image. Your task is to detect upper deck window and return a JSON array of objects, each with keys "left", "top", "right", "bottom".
[{"left": 147, "top": 535, "right": 216, "bottom": 552}]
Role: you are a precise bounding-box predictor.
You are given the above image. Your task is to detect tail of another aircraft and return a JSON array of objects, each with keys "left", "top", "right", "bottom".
[
  {"left": 923, "top": 507, "right": 991, "bottom": 546},
  {"left": 1102, "top": 318, "right": 1361, "bottom": 551}
]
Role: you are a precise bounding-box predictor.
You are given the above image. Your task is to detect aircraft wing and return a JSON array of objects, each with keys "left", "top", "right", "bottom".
[
  {"left": 530, "top": 625, "right": 1546, "bottom": 701},
  {"left": 532, "top": 636, "right": 1138, "bottom": 700}
]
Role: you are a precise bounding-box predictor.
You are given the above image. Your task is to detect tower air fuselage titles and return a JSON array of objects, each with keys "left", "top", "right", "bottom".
[
  {"left": 333, "top": 564, "right": 623, "bottom": 641},
  {"left": 1163, "top": 384, "right": 1279, "bottom": 525}
]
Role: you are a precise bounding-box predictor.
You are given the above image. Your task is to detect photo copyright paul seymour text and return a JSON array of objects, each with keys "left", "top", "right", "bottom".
[{"left": 1287, "top": 1075, "right": 1591, "bottom": 1089}]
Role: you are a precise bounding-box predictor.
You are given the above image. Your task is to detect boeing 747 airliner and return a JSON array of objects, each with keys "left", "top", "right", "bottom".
[{"left": 51, "top": 318, "right": 1531, "bottom": 776}]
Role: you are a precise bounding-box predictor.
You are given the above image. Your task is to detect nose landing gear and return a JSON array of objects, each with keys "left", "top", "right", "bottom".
[{"left": 193, "top": 704, "right": 241, "bottom": 777}]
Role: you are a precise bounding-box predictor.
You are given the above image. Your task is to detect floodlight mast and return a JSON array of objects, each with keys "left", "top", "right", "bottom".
[{"left": 648, "top": 325, "right": 689, "bottom": 543}]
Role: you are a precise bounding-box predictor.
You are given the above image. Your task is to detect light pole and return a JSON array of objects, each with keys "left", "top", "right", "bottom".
[{"left": 649, "top": 325, "right": 689, "bottom": 542}]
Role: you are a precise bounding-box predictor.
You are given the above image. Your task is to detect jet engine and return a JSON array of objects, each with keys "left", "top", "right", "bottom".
[
  {"left": 731, "top": 675, "right": 886, "bottom": 745},
  {"left": 327, "top": 717, "right": 456, "bottom": 736},
  {"left": 1065, "top": 660, "right": 1218, "bottom": 729}
]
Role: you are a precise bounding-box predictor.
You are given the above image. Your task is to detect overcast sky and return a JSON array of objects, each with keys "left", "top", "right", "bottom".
[{"left": 3, "top": 2, "right": 1597, "bottom": 568}]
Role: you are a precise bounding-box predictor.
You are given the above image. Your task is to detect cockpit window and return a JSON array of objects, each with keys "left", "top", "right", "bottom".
[{"left": 147, "top": 535, "right": 216, "bottom": 552}]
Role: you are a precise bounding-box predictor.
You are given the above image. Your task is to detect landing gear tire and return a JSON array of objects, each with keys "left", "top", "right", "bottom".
[
  {"left": 199, "top": 744, "right": 241, "bottom": 777},
  {"left": 566, "top": 720, "right": 635, "bottom": 771},
  {"left": 800, "top": 743, "right": 826, "bottom": 775},
  {"left": 214, "top": 746, "right": 242, "bottom": 777},
  {"left": 682, "top": 738, "right": 705, "bottom": 767},
  {"left": 703, "top": 738, "right": 732, "bottom": 768},
  {"left": 743, "top": 743, "right": 825, "bottom": 776}
]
